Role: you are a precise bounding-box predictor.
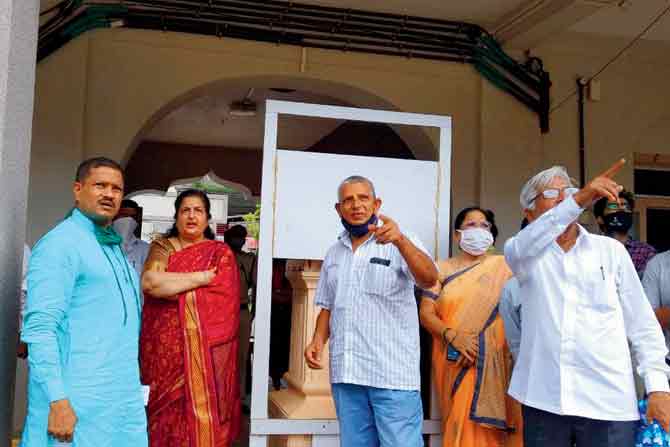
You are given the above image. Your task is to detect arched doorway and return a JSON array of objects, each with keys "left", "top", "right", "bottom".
[
  {"left": 122, "top": 76, "right": 438, "bottom": 174},
  {"left": 111, "top": 78, "right": 439, "bottom": 446}
]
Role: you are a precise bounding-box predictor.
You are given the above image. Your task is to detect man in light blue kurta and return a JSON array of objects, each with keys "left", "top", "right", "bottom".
[{"left": 20, "top": 157, "right": 147, "bottom": 446}]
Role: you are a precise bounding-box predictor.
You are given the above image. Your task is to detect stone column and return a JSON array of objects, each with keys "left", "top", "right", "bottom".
[
  {"left": 268, "top": 260, "right": 336, "bottom": 447},
  {"left": 0, "top": 0, "right": 39, "bottom": 443}
]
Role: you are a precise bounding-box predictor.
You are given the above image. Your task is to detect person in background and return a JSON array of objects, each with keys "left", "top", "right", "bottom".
[
  {"left": 16, "top": 243, "right": 30, "bottom": 359},
  {"left": 140, "top": 189, "right": 241, "bottom": 447},
  {"left": 499, "top": 218, "right": 528, "bottom": 363},
  {"left": 113, "top": 199, "right": 150, "bottom": 277},
  {"left": 269, "top": 259, "right": 292, "bottom": 390},
  {"left": 304, "top": 175, "right": 437, "bottom": 447},
  {"left": 224, "top": 224, "right": 257, "bottom": 407},
  {"left": 593, "top": 189, "right": 656, "bottom": 277},
  {"left": 420, "top": 207, "right": 522, "bottom": 447},
  {"left": 505, "top": 161, "right": 670, "bottom": 447},
  {"left": 643, "top": 250, "right": 670, "bottom": 363},
  {"left": 21, "top": 157, "right": 146, "bottom": 446}
]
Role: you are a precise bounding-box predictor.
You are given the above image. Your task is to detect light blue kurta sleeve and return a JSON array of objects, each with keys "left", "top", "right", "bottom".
[{"left": 22, "top": 232, "right": 78, "bottom": 403}]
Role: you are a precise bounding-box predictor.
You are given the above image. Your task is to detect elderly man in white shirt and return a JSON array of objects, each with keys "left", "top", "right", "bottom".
[
  {"left": 504, "top": 160, "right": 670, "bottom": 447},
  {"left": 304, "top": 175, "right": 437, "bottom": 447}
]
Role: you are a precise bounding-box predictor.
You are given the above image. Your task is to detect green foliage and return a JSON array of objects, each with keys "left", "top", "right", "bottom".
[
  {"left": 190, "top": 180, "right": 236, "bottom": 194},
  {"left": 242, "top": 203, "right": 261, "bottom": 239}
]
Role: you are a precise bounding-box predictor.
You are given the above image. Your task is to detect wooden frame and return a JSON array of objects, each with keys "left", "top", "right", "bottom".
[{"left": 636, "top": 196, "right": 670, "bottom": 243}]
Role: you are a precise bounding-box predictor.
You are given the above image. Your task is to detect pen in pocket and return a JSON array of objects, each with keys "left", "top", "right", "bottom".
[{"left": 600, "top": 266, "right": 605, "bottom": 280}]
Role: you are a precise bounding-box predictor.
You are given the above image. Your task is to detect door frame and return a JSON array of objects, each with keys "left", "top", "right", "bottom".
[
  {"left": 249, "top": 100, "right": 452, "bottom": 446},
  {"left": 636, "top": 196, "right": 670, "bottom": 244}
]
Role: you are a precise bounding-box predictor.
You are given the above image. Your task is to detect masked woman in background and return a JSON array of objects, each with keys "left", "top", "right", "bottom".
[
  {"left": 140, "top": 189, "right": 241, "bottom": 447},
  {"left": 419, "top": 207, "right": 523, "bottom": 447}
]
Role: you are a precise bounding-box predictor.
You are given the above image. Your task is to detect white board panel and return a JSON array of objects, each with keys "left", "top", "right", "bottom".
[{"left": 273, "top": 150, "right": 439, "bottom": 260}]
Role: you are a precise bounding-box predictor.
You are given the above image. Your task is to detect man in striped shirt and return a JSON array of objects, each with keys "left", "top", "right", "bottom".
[{"left": 304, "top": 175, "right": 437, "bottom": 447}]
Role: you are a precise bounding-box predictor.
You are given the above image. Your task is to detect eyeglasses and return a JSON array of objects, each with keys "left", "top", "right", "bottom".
[
  {"left": 531, "top": 187, "right": 579, "bottom": 202},
  {"left": 460, "top": 221, "right": 492, "bottom": 230},
  {"left": 605, "top": 201, "right": 632, "bottom": 212}
]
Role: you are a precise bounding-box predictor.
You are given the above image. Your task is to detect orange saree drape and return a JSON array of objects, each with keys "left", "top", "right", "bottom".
[
  {"left": 140, "top": 239, "right": 241, "bottom": 447},
  {"left": 432, "top": 255, "right": 523, "bottom": 447}
]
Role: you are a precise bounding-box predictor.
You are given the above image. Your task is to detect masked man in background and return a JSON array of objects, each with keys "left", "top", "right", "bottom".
[
  {"left": 113, "top": 199, "right": 150, "bottom": 277},
  {"left": 593, "top": 189, "right": 656, "bottom": 278}
]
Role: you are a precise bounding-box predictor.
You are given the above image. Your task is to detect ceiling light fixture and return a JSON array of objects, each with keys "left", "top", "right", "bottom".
[{"left": 229, "top": 88, "right": 257, "bottom": 117}]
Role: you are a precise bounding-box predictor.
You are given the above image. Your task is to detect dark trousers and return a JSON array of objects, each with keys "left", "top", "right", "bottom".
[{"left": 522, "top": 405, "right": 637, "bottom": 447}]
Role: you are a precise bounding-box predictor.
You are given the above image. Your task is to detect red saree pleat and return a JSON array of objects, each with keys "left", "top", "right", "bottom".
[{"left": 140, "top": 240, "right": 241, "bottom": 447}]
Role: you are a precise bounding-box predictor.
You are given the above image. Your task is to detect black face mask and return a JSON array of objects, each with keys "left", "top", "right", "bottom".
[
  {"left": 603, "top": 211, "right": 633, "bottom": 233},
  {"left": 341, "top": 214, "right": 378, "bottom": 238}
]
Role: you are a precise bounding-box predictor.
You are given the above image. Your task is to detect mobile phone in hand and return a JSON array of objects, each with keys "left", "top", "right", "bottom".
[{"left": 447, "top": 344, "right": 460, "bottom": 361}]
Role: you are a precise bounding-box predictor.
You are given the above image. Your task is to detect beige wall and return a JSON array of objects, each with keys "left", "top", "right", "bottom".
[
  {"left": 535, "top": 33, "right": 670, "bottom": 186},
  {"left": 18, "top": 22, "right": 670, "bottom": 435},
  {"left": 27, "top": 35, "right": 89, "bottom": 244},
  {"left": 27, "top": 28, "right": 512, "bottom": 245},
  {"left": 27, "top": 28, "right": 670, "bottom": 246}
]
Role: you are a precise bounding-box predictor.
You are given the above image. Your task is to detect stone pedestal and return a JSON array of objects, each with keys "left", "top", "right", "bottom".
[{"left": 268, "top": 260, "right": 336, "bottom": 447}]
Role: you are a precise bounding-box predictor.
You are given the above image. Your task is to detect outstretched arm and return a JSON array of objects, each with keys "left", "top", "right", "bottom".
[
  {"left": 371, "top": 214, "right": 437, "bottom": 289},
  {"left": 505, "top": 159, "right": 626, "bottom": 275}
]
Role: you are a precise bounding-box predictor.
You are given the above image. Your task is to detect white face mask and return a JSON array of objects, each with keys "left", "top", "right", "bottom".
[
  {"left": 457, "top": 228, "right": 493, "bottom": 256},
  {"left": 113, "top": 217, "right": 138, "bottom": 241}
]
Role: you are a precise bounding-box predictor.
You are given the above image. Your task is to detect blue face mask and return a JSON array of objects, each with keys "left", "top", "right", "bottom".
[{"left": 341, "top": 214, "right": 378, "bottom": 238}]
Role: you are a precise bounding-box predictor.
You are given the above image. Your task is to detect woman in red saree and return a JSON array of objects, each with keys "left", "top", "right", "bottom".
[{"left": 140, "top": 189, "right": 241, "bottom": 447}]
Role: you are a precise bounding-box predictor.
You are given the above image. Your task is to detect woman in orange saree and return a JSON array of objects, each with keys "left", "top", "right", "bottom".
[
  {"left": 140, "top": 189, "right": 241, "bottom": 447},
  {"left": 420, "top": 207, "right": 522, "bottom": 447}
]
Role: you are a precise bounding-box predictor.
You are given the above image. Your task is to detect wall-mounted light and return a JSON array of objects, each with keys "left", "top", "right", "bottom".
[{"left": 229, "top": 88, "right": 257, "bottom": 117}]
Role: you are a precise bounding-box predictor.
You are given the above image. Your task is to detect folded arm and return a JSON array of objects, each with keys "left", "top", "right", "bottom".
[
  {"left": 141, "top": 241, "right": 213, "bottom": 298},
  {"left": 141, "top": 270, "right": 213, "bottom": 298}
]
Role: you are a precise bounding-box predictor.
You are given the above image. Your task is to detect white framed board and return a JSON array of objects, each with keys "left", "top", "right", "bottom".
[
  {"left": 250, "top": 100, "right": 452, "bottom": 447},
  {"left": 274, "top": 150, "right": 439, "bottom": 260}
]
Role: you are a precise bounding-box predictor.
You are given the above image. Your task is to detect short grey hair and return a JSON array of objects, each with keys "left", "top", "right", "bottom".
[
  {"left": 337, "top": 175, "right": 376, "bottom": 202},
  {"left": 519, "top": 166, "right": 574, "bottom": 210}
]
